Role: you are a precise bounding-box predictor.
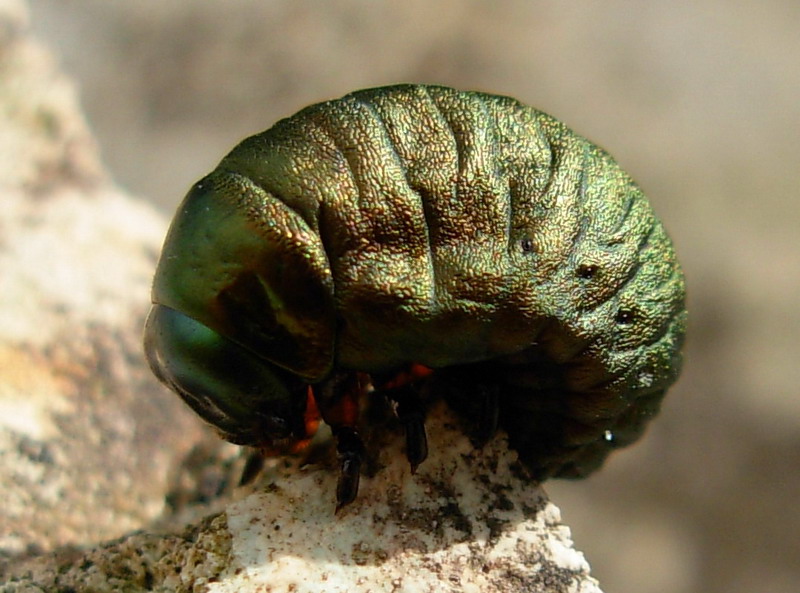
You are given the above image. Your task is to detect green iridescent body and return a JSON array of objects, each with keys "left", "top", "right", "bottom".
[{"left": 146, "top": 84, "right": 686, "bottom": 484}]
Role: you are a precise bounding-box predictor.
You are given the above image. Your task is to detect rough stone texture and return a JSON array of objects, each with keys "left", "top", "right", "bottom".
[
  {"left": 2, "top": 513, "right": 233, "bottom": 593},
  {"left": 0, "top": 1, "right": 603, "bottom": 591},
  {"left": 3, "top": 405, "right": 602, "bottom": 593}
]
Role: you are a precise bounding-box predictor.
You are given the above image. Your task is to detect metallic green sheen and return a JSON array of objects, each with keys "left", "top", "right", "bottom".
[
  {"left": 144, "top": 305, "right": 295, "bottom": 444},
  {"left": 149, "top": 84, "right": 686, "bottom": 478}
]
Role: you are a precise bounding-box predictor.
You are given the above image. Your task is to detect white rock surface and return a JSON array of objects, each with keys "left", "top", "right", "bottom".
[{"left": 215, "top": 404, "right": 602, "bottom": 593}]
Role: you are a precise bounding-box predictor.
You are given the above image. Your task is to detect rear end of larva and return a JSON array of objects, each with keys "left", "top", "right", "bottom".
[{"left": 434, "top": 108, "right": 687, "bottom": 479}]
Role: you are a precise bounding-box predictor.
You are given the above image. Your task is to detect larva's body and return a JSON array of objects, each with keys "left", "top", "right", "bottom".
[{"left": 145, "top": 85, "right": 686, "bottom": 505}]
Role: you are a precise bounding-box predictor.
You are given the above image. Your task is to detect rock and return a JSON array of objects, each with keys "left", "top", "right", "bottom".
[{"left": 3, "top": 404, "right": 602, "bottom": 593}]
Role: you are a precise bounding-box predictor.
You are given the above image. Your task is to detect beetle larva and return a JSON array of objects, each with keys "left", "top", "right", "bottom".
[{"left": 144, "top": 84, "right": 687, "bottom": 508}]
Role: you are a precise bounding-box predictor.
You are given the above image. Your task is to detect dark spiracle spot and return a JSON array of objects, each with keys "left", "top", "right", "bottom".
[
  {"left": 615, "top": 309, "right": 636, "bottom": 325},
  {"left": 520, "top": 237, "right": 535, "bottom": 253},
  {"left": 576, "top": 264, "right": 599, "bottom": 279}
]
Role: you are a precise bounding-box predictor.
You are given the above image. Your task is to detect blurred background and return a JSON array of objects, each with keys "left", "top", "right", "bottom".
[{"left": 27, "top": 1, "right": 799, "bottom": 592}]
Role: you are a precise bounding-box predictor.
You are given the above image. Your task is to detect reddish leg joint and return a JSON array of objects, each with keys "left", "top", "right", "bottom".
[{"left": 314, "top": 372, "right": 369, "bottom": 511}]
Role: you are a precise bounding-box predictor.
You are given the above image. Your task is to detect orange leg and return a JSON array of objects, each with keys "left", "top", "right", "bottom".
[
  {"left": 240, "top": 385, "right": 322, "bottom": 486},
  {"left": 286, "top": 387, "right": 322, "bottom": 454}
]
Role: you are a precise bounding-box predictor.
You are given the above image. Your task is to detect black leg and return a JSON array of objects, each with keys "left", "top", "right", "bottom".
[
  {"left": 314, "top": 372, "right": 368, "bottom": 511},
  {"left": 474, "top": 383, "right": 500, "bottom": 446},
  {"left": 333, "top": 425, "right": 365, "bottom": 512},
  {"left": 386, "top": 384, "right": 429, "bottom": 473},
  {"left": 440, "top": 367, "right": 501, "bottom": 447},
  {"left": 238, "top": 449, "right": 265, "bottom": 486}
]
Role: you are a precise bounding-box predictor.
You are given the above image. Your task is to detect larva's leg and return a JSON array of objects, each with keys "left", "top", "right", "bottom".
[
  {"left": 240, "top": 386, "right": 322, "bottom": 487},
  {"left": 377, "top": 363, "right": 433, "bottom": 473},
  {"left": 385, "top": 383, "right": 428, "bottom": 473},
  {"left": 333, "top": 425, "right": 365, "bottom": 511},
  {"left": 239, "top": 449, "right": 265, "bottom": 486},
  {"left": 315, "top": 372, "right": 368, "bottom": 511},
  {"left": 438, "top": 366, "right": 501, "bottom": 447},
  {"left": 473, "top": 383, "right": 500, "bottom": 445}
]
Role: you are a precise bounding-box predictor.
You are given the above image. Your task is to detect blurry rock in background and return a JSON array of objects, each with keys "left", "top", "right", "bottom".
[{"left": 0, "top": 0, "right": 231, "bottom": 562}]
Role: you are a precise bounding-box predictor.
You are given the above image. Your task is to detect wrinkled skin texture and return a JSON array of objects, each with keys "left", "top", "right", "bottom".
[{"left": 146, "top": 84, "right": 686, "bottom": 495}]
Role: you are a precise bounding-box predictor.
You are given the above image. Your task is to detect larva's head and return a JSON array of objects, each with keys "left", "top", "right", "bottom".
[{"left": 144, "top": 172, "right": 335, "bottom": 444}]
